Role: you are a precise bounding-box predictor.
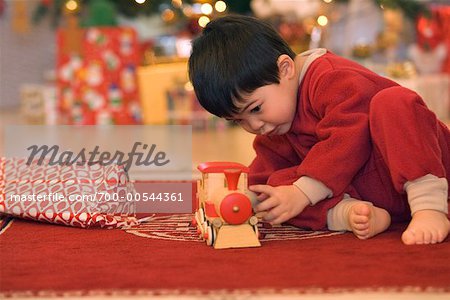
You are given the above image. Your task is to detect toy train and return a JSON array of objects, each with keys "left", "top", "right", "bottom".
[{"left": 193, "top": 161, "right": 261, "bottom": 249}]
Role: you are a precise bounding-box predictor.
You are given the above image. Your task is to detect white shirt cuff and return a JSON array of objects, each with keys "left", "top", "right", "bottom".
[
  {"left": 404, "top": 174, "right": 448, "bottom": 215},
  {"left": 293, "top": 176, "right": 333, "bottom": 205}
]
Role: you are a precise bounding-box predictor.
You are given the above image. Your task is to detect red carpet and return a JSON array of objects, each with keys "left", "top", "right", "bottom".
[{"left": 0, "top": 214, "right": 449, "bottom": 297}]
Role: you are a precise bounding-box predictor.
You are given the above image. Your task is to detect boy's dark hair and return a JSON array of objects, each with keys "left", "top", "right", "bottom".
[{"left": 188, "top": 15, "right": 296, "bottom": 118}]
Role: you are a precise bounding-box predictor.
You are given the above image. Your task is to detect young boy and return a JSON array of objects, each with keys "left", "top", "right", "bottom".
[{"left": 188, "top": 15, "right": 450, "bottom": 245}]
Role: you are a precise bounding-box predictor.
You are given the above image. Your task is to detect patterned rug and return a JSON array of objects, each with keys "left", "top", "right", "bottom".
[
  {"left": 126, "top": 213, "right": 344, "bottom": 242},
  {"left": 1, "top": 214, "right": 449, "bottom": 298}
]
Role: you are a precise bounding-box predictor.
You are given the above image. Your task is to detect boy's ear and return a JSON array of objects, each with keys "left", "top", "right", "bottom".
[{"left": 277, "top": 54, "right": 295, "bottom": 80}]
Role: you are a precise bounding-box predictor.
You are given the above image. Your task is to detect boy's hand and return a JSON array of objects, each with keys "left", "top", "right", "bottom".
[{"left": 249, "top": 184, "right": 311, "bottom": 225}]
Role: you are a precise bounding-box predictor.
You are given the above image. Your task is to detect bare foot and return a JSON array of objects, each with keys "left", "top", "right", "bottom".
[
  {"left": 348, "top": 203, "right": 391, "bottom": 239},
  {"left": 401, "top": 210, "right": 450, "bottom": 245}
]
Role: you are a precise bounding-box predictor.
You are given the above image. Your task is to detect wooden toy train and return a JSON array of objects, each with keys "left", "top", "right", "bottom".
[{"left": 193, "top": 161, "right": 261, "bottom": 249}]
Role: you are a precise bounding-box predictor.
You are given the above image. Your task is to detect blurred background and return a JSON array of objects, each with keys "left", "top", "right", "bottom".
[{"left": 0, "top": 0, "right": 449, "bottom": 165}]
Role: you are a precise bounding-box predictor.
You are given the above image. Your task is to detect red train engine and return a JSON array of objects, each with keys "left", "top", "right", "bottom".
[{"left": 193, "top": 162, "right": 261, "bottom": 249}]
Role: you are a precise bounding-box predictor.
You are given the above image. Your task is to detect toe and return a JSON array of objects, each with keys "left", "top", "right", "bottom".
[
  {"left": 422, "top": 230, "right": 432, "bottom": 244},
  {"left": 352, "top": 222, "right": 369, "bottom": 230},
  {"left": 356, "top": 229, "right": 370, "bottom": 238},
  {"left": 437, "top": 230, "right": 446, "bottom": 243},
  {"left": 353, "top": 203, "right": 371, "bottom": 216},
  {"left": 415, "top": 230, "right": 425, "bottom": 245},
  {"left": 402, "top": 229, "right": 416, "bottom": 245},
  {"left": 352, "top": 215, "right": 369, "bottom": 224}
]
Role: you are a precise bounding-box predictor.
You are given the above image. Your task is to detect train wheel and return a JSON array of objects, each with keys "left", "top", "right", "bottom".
[
  {"left": 194, "top": 212, "right": 202, "bottom": 237},
  {"left": 194, "top": 211, "right": 200, "bottom": 226},
  {"left": 202, "top": 220, "right": 209, "bottom": 236},
  {"left": 206, "top": 225, "right": 215, "bottom": 246},
  {"left": 196, "top": 220, "right": 203, "bottom": 238},
  {"left": 196, "top": 211, "right": 205, "bottom": 238},
  {"left": 198, "top": 208, "right": 206, "bottom": 224}
]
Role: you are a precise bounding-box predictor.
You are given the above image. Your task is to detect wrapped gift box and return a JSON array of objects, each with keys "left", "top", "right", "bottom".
[
  {"left": 0, "top": 157, "right": 137, "bottom": 228},
  {"left": 57, "top": 27, "right": 141, "bottom": 125}
]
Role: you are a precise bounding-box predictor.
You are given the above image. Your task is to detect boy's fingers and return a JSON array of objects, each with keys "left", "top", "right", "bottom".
[
  {"left": 255, "top": 197, "right": 277, "bottom": 213},
  {"left": 270, "top": 212, "right": 291, "bottom": 225},
  {"left": 254, "top": 211, "right": 267, "bottom": 220},
  {"left": 249, "top": 185, "right": 273, "bottom": 195},
  {"left": 263, "top": 205, "right": 284, "bottom": 222},
  {"left": 256, "top": 193, "right": 268, "bottom": 201},
  {"left": 262, "top": 211, "right": 275, "bottom": 222}
]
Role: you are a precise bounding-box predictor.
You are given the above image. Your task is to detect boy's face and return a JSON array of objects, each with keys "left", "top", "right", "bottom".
[
  {"left": 228, "top": 82, "right": 297, "bottom": 136},
  {"left": 227, "top": 55, "right": 298, "bottom": 136}
]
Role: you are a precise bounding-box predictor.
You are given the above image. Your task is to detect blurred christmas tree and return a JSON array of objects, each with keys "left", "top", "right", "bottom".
[
  {"left": 334, "top": 0, "right": 429, "bottom": 20},
  {"left": 31, "top": 0, "right": 428, "bottom": 29},
  {"left": 375, "top": 0, "right": 430, "bottom": 20},
  {"left": 32, "top": 0, "right": 244, "bottom": 26},
  {"left": 81, "top": 0, "right": 117, "bottom": 26},
  {"left": 32, "top": 0, "right": 255, "bottom": 28}
]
